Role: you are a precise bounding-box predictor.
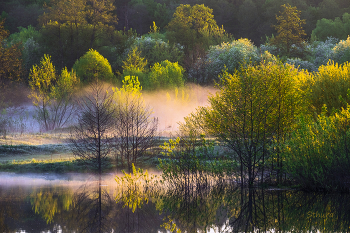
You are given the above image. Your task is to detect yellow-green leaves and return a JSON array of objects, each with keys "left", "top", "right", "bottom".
[
  {"left": 73, "top": 49, "right": 115, "bottom": 84},
  {"left": 272, "top": 4, "right": 306, "bottom": 56},
  {"left": 29, "top": 54, "right": 56, "bottom": 107},
  {"left": 166, "top": 4, "right": 229, "bottom": 52},
  {"left": 29, "top": 54, "right": 79, "bottom": 130},
  {"left": 122, "top": 47, "right": 148, "bottom": 73},
  {"left": 308, "top": 60, "right": 350, "bottom": 115},
  {"left": 148, "top": 60, "right": 184, "bottom": 90}
]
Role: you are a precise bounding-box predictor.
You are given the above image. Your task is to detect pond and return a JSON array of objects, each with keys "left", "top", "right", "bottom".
[{"left": 0, "top": 172, "right": 349, "bottom": 233}]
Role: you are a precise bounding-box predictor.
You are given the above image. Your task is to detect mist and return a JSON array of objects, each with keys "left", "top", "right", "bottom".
[
  {"left": 143, "top": 84, "right": 216, "bottom": 136},
  {"left": 0, "top": 83, "right": 216, "bottom": 137}
]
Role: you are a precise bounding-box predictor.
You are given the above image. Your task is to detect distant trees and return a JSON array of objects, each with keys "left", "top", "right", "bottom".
[
  {"left": 311, "top": 13, "right": 350, "bottom": 41},
  {"left": 272, "top": 4, "right": 306, "bottom": 57},
  {"left": 189, "top": 38, "right": 260, "bottom": 84},
  {"left": 0, "top": 19, "right": 22, "bottom": 88},
  {"left": 166, "top": 4, "right": 230, "bottom": 68},
  {"left": 38, "top": 0, "right": 118, "bottom": 69}
]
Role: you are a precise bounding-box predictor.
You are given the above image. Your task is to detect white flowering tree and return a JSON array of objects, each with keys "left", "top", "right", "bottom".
[{"left": 189, "top": 38, "right": 259, "bottom": 84}]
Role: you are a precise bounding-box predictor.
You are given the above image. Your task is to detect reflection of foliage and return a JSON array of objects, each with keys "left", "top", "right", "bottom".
[
  {"left": 115, "top": 163, "right": 156, "bottom": 212},
  {"left": 159, "top": 134, "right": 232, "bottom": 189},
  {"left": 30, "top": 188, "right": 73, "bottom": 224}
]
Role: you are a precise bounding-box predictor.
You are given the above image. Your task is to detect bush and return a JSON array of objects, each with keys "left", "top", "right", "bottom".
[
  {"left": 308, "top": 61, "right": 350, "bottom": 115},
  {"left": 73, "top": 49, "right": 115, "bottom": 84},
  {"left": 189, "top": 38, "right": 259, "bottom": 84},
  {"left": 333, "top": 36, "right": 350, "bottom": 64},
  {"left": 283, "top": 108, "right": 350, "bottom": 191},
  {"left": 147, "top": 60, "right": 185, "bottom": 90},
  {"left": 286, "top": 57, "right": 317, "bottom": 72}
]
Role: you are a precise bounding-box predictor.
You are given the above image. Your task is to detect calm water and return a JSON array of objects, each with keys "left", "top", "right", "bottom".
[{"left": 0, "top": 172, "right": 349, "bottom": 233}]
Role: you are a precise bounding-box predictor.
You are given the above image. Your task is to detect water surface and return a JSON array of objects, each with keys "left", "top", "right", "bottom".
[{"left": 0, "top": 173, "right": 349, "bottom": 233}]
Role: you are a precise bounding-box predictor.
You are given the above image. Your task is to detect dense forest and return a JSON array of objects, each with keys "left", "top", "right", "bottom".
[
  {"left": 1, "top": 0, "right": 350, "bottom": 79},
  {"left": 1, "top": 0, "right": 350, "bottom": 192}
]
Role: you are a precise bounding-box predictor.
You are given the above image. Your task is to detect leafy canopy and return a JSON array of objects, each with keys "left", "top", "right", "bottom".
[
  {"left": 73, "top": 49, "right": 115, "bottom": 84},
  {"left": 272, "top": 4, "right": 306, "bottom": 56}
]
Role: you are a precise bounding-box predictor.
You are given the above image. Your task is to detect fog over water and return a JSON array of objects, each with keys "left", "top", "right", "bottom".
[{"left": 2, "top": 84, "right": 216, "bottom": 135}]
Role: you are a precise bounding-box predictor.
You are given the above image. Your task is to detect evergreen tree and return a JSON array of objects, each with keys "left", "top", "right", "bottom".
[{"left": 272, "top": 4, "right": 306, "bottom": 56}]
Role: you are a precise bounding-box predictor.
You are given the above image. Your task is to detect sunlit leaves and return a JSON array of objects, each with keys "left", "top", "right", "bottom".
[
  {"left": 73, "top": 49, "right": 115, "bottom": 84},
  {"left": 272, "top": 4, "right": 306, "bottom": 56}
]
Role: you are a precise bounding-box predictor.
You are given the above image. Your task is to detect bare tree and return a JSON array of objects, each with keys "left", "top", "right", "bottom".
[
  {"left": 70, "top": 81, "right": 115, "bottom": 175},
  {"left": 113, "top": 76, "right": 158, "bottom": 172}
]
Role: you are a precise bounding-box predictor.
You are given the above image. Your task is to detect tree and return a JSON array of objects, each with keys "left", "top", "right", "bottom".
[
  {"left": 197, "top": 61, "right": 308, "bottom": 186},
  {"left": 311, "top": 13, "right": 350, "bottom": 41},
  {"left": 73, "top": 49, "right": 115, "bottom": 84},
  {"left": 189, "top": 38, "right": 260, "bottom": 84},
  {"left": 166, "top": 4, "right": 230, "bottom": 69},
  {"left": 29, "top": 54, "right": 79, "bottom": 131},
  {"left": 272, "top": 4, "right": 306, "bottom": 56},
  {"left": 38, "top": 0, "right": 117, "bottom": 69},
  {"left": 70, "top": 81, "right": 115, "bottom": 175},
  {"left": 112, "top": 76, "right": 158, "bottom": 172},
  {"left": 0, "top": 19, "right": 22, "bottom": 88}
]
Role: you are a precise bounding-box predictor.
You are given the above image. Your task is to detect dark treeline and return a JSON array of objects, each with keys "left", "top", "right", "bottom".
[{"left": 2, "top": 0, "right": 350, "bottom": 43}]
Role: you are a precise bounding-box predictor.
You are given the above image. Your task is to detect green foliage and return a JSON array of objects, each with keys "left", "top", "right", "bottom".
[
  {"left": 311, "top": 13, "right": 350, "bottom": 41},
  {"left": 122, "top": 47, "right": 148, "bottom": 73},
  {"left": 7, "top": 26, "right": 42, "bottom": 76},
  {"left": 29, "top": 54, "right": 79, "bottom": 130},
  {"left": 307, "top": 60, "right": 350, "bottom": 115},
  {"left": 29, "top": 54, "right": 56, "bottom": 106},
  {"left": 198, "top": 61, "right": 309, "bottom": 185},
  {"left": 147, "top": 60, "right": 185, "bottom": 90},
  {"left": 131, "top": 36, "right": 184, "bottom": 67},
  {"left": 166, "top": 4, "right": 231, "bottom": 54},
  {"left": 73, "top": 49, "right": 115, "bottom": 84},
  {"left": 283, "top": 107, "right": 350, "bottom": 191},
  {"left": 272, "top": 4, "right": 306, "bottom": 56},
  {"left": 332, "top": 36, "right": 350, "bottom": 64},
  {"left": 0, "top": 19, "right": 23, "bottom": 87},
  {"left": 38, "top": 0, "right": 117, "bottom": 69}
]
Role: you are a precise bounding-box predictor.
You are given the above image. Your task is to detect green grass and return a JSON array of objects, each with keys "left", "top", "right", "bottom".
[
  {"left": 0, "top": 143, "right": 162, "bottom": 173},
  {"left": 0, "top": 157, "right": 117, "bottom": 173}
]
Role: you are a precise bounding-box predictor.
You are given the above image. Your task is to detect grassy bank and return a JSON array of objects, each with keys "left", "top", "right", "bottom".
[{"left": 0, "top": 143, "right": 161, "bottom": 173}]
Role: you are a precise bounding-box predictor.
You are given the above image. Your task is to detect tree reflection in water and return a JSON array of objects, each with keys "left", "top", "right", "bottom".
[{"left": 0, "top": 174, "right": 350, "bottom": 232}]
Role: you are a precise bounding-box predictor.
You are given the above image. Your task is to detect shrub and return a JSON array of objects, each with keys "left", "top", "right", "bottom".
[
  {"left": 333, "top": 36, "right": 350, "bottom": 64},
  {"left": 283, "top": 108, "right": 350, "bottom": 191},
  {"left": 308, "top": 61, "right": 350, "bottom": 115},
  {"left": 73, "top": 49, "right": 115, "bottom": 84},
  {"left": 147, "top": 60, "right": 185, "bottom": 90}
]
